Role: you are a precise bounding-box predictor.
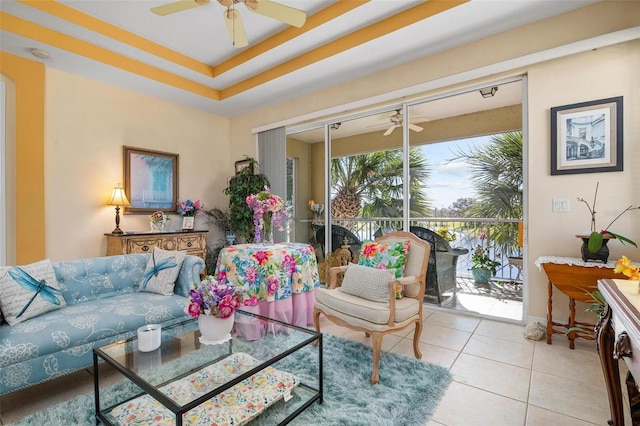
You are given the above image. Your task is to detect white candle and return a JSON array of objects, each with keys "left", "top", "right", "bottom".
[{"left": 137, "top": 324, "right": 161, "bottom": 352}]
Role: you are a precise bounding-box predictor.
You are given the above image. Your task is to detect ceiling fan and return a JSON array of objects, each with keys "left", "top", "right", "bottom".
[
  {"left": 383, "top": 109, "right": 424, "bottom": 136},
  {"left": 150, "top": 0, "right": 306, "bottom": 48}
]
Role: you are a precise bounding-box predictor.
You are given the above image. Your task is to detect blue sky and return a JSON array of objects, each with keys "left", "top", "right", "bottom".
[{"left": 419, "top": 135, "right": 491, "bottom": 210}]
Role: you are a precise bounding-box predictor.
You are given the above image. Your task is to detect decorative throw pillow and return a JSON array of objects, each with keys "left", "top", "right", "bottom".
[
  {"left": 339, "top": 263, "right": 396, "bottom": 303},
  {"left": 358, "top": 240, "right": 411, "bottom": 279},
  {"left": 0, "top": 259, "right": 67, "bottom": 325},
  {"left": 139, "top": 247, "right": 187, "bottom": 296}
]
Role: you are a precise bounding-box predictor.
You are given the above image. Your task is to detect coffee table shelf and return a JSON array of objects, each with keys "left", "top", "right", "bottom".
[{"left": 93, "top": 311, "right": 322, "bottom": 425}]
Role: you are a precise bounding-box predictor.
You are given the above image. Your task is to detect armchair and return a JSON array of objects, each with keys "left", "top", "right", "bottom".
[
  {"left": 409, "top": 226, "right": 469, "bottom": 305},
  {"left": 313, "top": 231, "right": 430, "bottom": 384}
]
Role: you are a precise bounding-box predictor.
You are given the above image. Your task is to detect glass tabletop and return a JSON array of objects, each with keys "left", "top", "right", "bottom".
[{"left": 95, "top": 310, "right": 321, "bottom": 413}]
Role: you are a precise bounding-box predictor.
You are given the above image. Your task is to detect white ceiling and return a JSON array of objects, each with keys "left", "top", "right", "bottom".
[{"left": 0, "top": 0, "right": 599, "bottom": 118}]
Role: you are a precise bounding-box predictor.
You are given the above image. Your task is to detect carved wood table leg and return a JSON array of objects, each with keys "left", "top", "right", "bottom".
[
  {"left": 569, "top": 297, "right": 576, "bottom": 349},
  {"left": 625, "top": 371, "right": 640, "bottom": 425},
  {"left": 596, "top": 304, "right": 624, "bottom": 426},
  {"left": 547, "top": 280, "right": 553, "bottom": 344}
]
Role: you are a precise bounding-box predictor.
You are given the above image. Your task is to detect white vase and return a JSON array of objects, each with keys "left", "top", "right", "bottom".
[{"left": 197, "top": 314, "right": 234, "bottom": 345}]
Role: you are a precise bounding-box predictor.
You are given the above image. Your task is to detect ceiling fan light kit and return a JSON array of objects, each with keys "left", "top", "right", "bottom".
[
  {"left": 151, "top": 0, "right": 306, "bottom": 48},
  {"left": 383, "top": 109, "right": 424, "bottom": 136}
]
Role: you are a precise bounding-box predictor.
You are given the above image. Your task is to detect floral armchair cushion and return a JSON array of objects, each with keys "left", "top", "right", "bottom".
[{"left": 358, "top": 240, "right": 411, "bottom": 279}]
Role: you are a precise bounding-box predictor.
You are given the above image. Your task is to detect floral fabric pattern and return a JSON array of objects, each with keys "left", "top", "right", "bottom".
[
  {"left": 358, "top": 240, "right": 411, "bottom": 279},
  {"left": 0, "top": 253, "right": 205, "bottom": 395},
  {"left": 109, "top": 352, "right": 299, "bottom": 425},
  {"left": 215, "top": 243, "right": 320, "bottom": 302}
]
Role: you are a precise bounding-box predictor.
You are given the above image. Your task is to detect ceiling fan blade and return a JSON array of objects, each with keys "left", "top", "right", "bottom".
[
  {"left": 409, "top": 123, "right": 424, "bottom": 132},
  {"left": 151, "top": 0, "right": 209, "bottom": 16},
  {"left": 224, "top": 8, "right": 248, "bottom": 48},
  {"left": 383, "top": 125, "right": 398, "bottom": 136},
  {"left": 245, "top": 0, "right": 306, "bottom": 27}
]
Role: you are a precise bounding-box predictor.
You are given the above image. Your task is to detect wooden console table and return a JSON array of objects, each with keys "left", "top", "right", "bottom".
[
  {"left": 597, "top": 278, "right": 640, "bottom": 426},
  {"left": 105, "top": 230, "right": 208, "bottom": 261},
  {"left": 536, "top": 256, "right": 621, "bottom": 349}
]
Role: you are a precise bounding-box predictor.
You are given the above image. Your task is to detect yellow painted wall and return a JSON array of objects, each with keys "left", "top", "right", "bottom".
[
  {"left": 44, "top": 68, "right": 232, "bottom": 260},
  {"left": 230, "top": 1, "right": 640, "bottom": 323},
  {"left": 0, "top": 52, "right": 45, "bottom": 264}
]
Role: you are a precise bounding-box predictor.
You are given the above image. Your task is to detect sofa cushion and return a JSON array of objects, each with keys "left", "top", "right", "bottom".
[
  {"left": 140, "top": 247, "right": 187, "bottom": 296},
  {"left": 0, "top": 260, "right": 67, "bottom": 326},
  {"left": 358, "top": 240, "right": 410, "bottom": 279},
  {"left": 339, "top": 263, "right": 395, "bottom": 303}
]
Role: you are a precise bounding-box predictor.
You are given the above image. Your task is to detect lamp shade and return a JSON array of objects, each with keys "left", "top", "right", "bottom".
[{"left": 106, "top": 185, "right": 131, "bottom": 207}]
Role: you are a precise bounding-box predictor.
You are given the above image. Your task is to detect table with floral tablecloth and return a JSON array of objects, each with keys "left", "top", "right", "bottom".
[{"left": 215, "top": 243, "right": 320, "bottom": 337}]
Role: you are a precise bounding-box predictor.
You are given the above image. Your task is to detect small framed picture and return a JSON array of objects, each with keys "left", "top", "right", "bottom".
[
  {"left": 550, "top": 96, "right": 623, "bottom": 175},
  {"left": 182, "top": 216, "right": 194, "bottom": 230},
  {"left": 234, "top": 159, "right": 254, "bottom": 174}
]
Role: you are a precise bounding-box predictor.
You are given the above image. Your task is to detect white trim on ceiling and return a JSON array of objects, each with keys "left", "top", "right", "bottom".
[{"left": 253, "top": 26, "right": 640, "bottom": 135}]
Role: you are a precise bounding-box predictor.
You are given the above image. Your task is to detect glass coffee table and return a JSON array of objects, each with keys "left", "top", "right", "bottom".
[{"left": 93, "top": 311, "right": 322, "bottom": 425}]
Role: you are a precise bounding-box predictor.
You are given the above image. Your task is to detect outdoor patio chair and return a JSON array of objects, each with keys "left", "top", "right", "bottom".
[
  {"left": 409, "top": 226, "right": 469, "bottom": 305},
  {"left": 313, "top": 231, "right": 430, "bottom": 384},
  {"left": 315, "top": 224, "right": 362, "bottom": 262}
]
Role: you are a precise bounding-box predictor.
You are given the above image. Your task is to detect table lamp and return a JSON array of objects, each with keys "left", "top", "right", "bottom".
[{"left": 106, "top": 183, "right": 131, "bottom": 234}]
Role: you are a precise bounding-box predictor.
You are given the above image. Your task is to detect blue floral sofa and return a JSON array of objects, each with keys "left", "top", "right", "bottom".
[{"left": 0, "top": 253, "right": 205, "bottom": 395}]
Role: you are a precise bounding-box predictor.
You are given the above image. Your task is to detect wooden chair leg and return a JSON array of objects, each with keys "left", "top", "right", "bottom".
[
  {"left": 413, "top": 319, "right": 423, "bottom": 360},
  {"left": 370, "top": 332, "right": 383, "bottom": 384},
  {"left": 312, "top": 308, "right": 322, "bottom": 346}
]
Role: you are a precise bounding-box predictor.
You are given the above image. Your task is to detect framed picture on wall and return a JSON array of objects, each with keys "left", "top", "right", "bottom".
[
  {"left": 123, "top": 146, "right": 179, "bottom": 214},
  {"left": 550, "top": 96, "right": 623, "bottom": 175},
  {"left": 234, "top": 158, "right": 254, "bottom": 174}
]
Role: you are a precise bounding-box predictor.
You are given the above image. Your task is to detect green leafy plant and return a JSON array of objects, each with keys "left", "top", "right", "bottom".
[
  {"left": 224, "top": 157, "right": 270, "bottom": 242},
  {"left": 577, "top": 182, "right": 639, "bottom": 253},
  {"left": 566, "top": 290, "right": 605, "bottom": 335},
  {"left": 202, "top": 208, "right": 235, "bottom": 232}
]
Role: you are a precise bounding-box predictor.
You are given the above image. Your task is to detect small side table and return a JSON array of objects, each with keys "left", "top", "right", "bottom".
[{"left": 536, "top": 256, "right": 622, "bottom": 349}]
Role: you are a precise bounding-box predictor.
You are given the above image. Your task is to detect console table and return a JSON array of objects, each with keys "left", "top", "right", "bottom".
[
  {"left": 597, "top": 278, "right": 640, "bottom": 426},
  {"left": 535, "top": 256, "right": 621, "bottom": 349},
  {"left": 105, "top": 230, "right": 208, "bottom": 261}
]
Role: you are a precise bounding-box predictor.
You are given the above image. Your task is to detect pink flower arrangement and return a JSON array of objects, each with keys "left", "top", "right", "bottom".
[
  {"left": 186, "top": 275, "right": 257, "bottom": 319},
  {"left": 177, "top": 199, "right": 203, "bottom": 217},
  {"left": 246, "top": 186, "right": 288, "bottom": 241}
]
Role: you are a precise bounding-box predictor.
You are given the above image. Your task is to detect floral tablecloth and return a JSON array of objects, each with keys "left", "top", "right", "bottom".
[{"left": 215, "top": 243, "right": 320, "bottom": 302}]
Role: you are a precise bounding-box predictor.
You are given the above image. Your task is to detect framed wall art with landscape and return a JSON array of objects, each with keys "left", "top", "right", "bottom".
[
  {"left": 550, "top": 96, "right": 623, "bottom": 175},
  {"left": 123, "top": 146, "right": 179, "bottom": 214}
]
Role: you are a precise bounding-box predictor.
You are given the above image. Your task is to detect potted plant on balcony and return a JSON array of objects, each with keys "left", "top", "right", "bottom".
[{"left": 470, "top": 240, "right": 501, "bottom": 285}]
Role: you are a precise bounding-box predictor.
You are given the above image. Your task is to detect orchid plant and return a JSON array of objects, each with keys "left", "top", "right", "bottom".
[
  {"left": 614, "top": 256, "right": 640, "bottom": 281},
  {"left": 186, "top": 275, "right": 257, "bottom": 319},
  {"left": 577, "top": 182, "right": 639, "bottom": 253},
  {"left": 246, "top": 186, "right": 288, "bottom": 242}
]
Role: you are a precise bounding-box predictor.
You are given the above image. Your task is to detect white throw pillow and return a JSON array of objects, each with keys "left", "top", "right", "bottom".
[
  {"left": 139, "top": 247, "right": 187, "bottom": 295},
  {"left": 0, "top": 259, "right": 67, "bottom": 325},
  {"left": 339, "top": 263, "right": 396, "bottom": 303}
]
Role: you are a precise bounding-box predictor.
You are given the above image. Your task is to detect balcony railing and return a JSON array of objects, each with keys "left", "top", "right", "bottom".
[{"left": 319, "top": 217, "right": 523, "bottom": 282}]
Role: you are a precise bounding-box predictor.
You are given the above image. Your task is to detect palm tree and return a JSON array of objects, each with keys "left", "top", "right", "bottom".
[
  {"left": 330, "top": 147, "right": 431, "bottom": 230},
  {"left": 447, "top": 131, "right": 523, "bottom": 255}
]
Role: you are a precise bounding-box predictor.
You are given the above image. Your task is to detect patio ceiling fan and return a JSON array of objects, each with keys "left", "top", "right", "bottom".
[
  {"left": 384, "top": 109, "right": 425, "bottom": 136},
  {"left": 150, "top": 0, "right": 306, "bottom": 48}
]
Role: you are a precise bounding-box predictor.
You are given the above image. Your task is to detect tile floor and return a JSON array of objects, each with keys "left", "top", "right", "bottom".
[{"left": 0, "top": 307, "right": 627, "bottom": 425}]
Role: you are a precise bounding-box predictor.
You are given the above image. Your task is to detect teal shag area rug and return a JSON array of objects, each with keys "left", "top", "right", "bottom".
[{"left": 9, "top": 333, "right": 452, "bottom": 426}]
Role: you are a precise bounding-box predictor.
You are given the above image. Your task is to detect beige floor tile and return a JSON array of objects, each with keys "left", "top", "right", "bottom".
[
  {"left": 425, "top": 311, "right": 481, "bottom": 333},
  {"left": 486, "top": 299, "right": 524, "bottom": 321},
  {"left": 532, "top": 338, "right": 604, "bottom": 387},
  {"left": 525, "top": 405, "right": 600, "bottom": 426},
  {"left": 432, "top": 381, "right": 527, "bottom": 425},
  {"left": 424, "top": 420, "right": 446, "bottom": 426},
  {"left": 463, "top": 333, "right": 534, "bottom": 368},
  {"left": 0, "top": 369, "right": 93, "bottom": 423},
  {"left": 420, "top": 323, "right": 471, "bottom": 352},
  {"left": 529, "top": 370, "right": 609, "bottom": 424},
  {"left": 450, "top": 353, "right": 531, "bottom": 402},
  {"left": 474, "top": 318, "right": 528, "bottom": 343},
  {"left": 391, "top": 338, "right": 460, "bottom": 369}
]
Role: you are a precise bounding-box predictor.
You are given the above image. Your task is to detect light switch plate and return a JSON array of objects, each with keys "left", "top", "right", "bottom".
[{"left": 552, "top": 199, "right": 570, "bottom": 212}]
